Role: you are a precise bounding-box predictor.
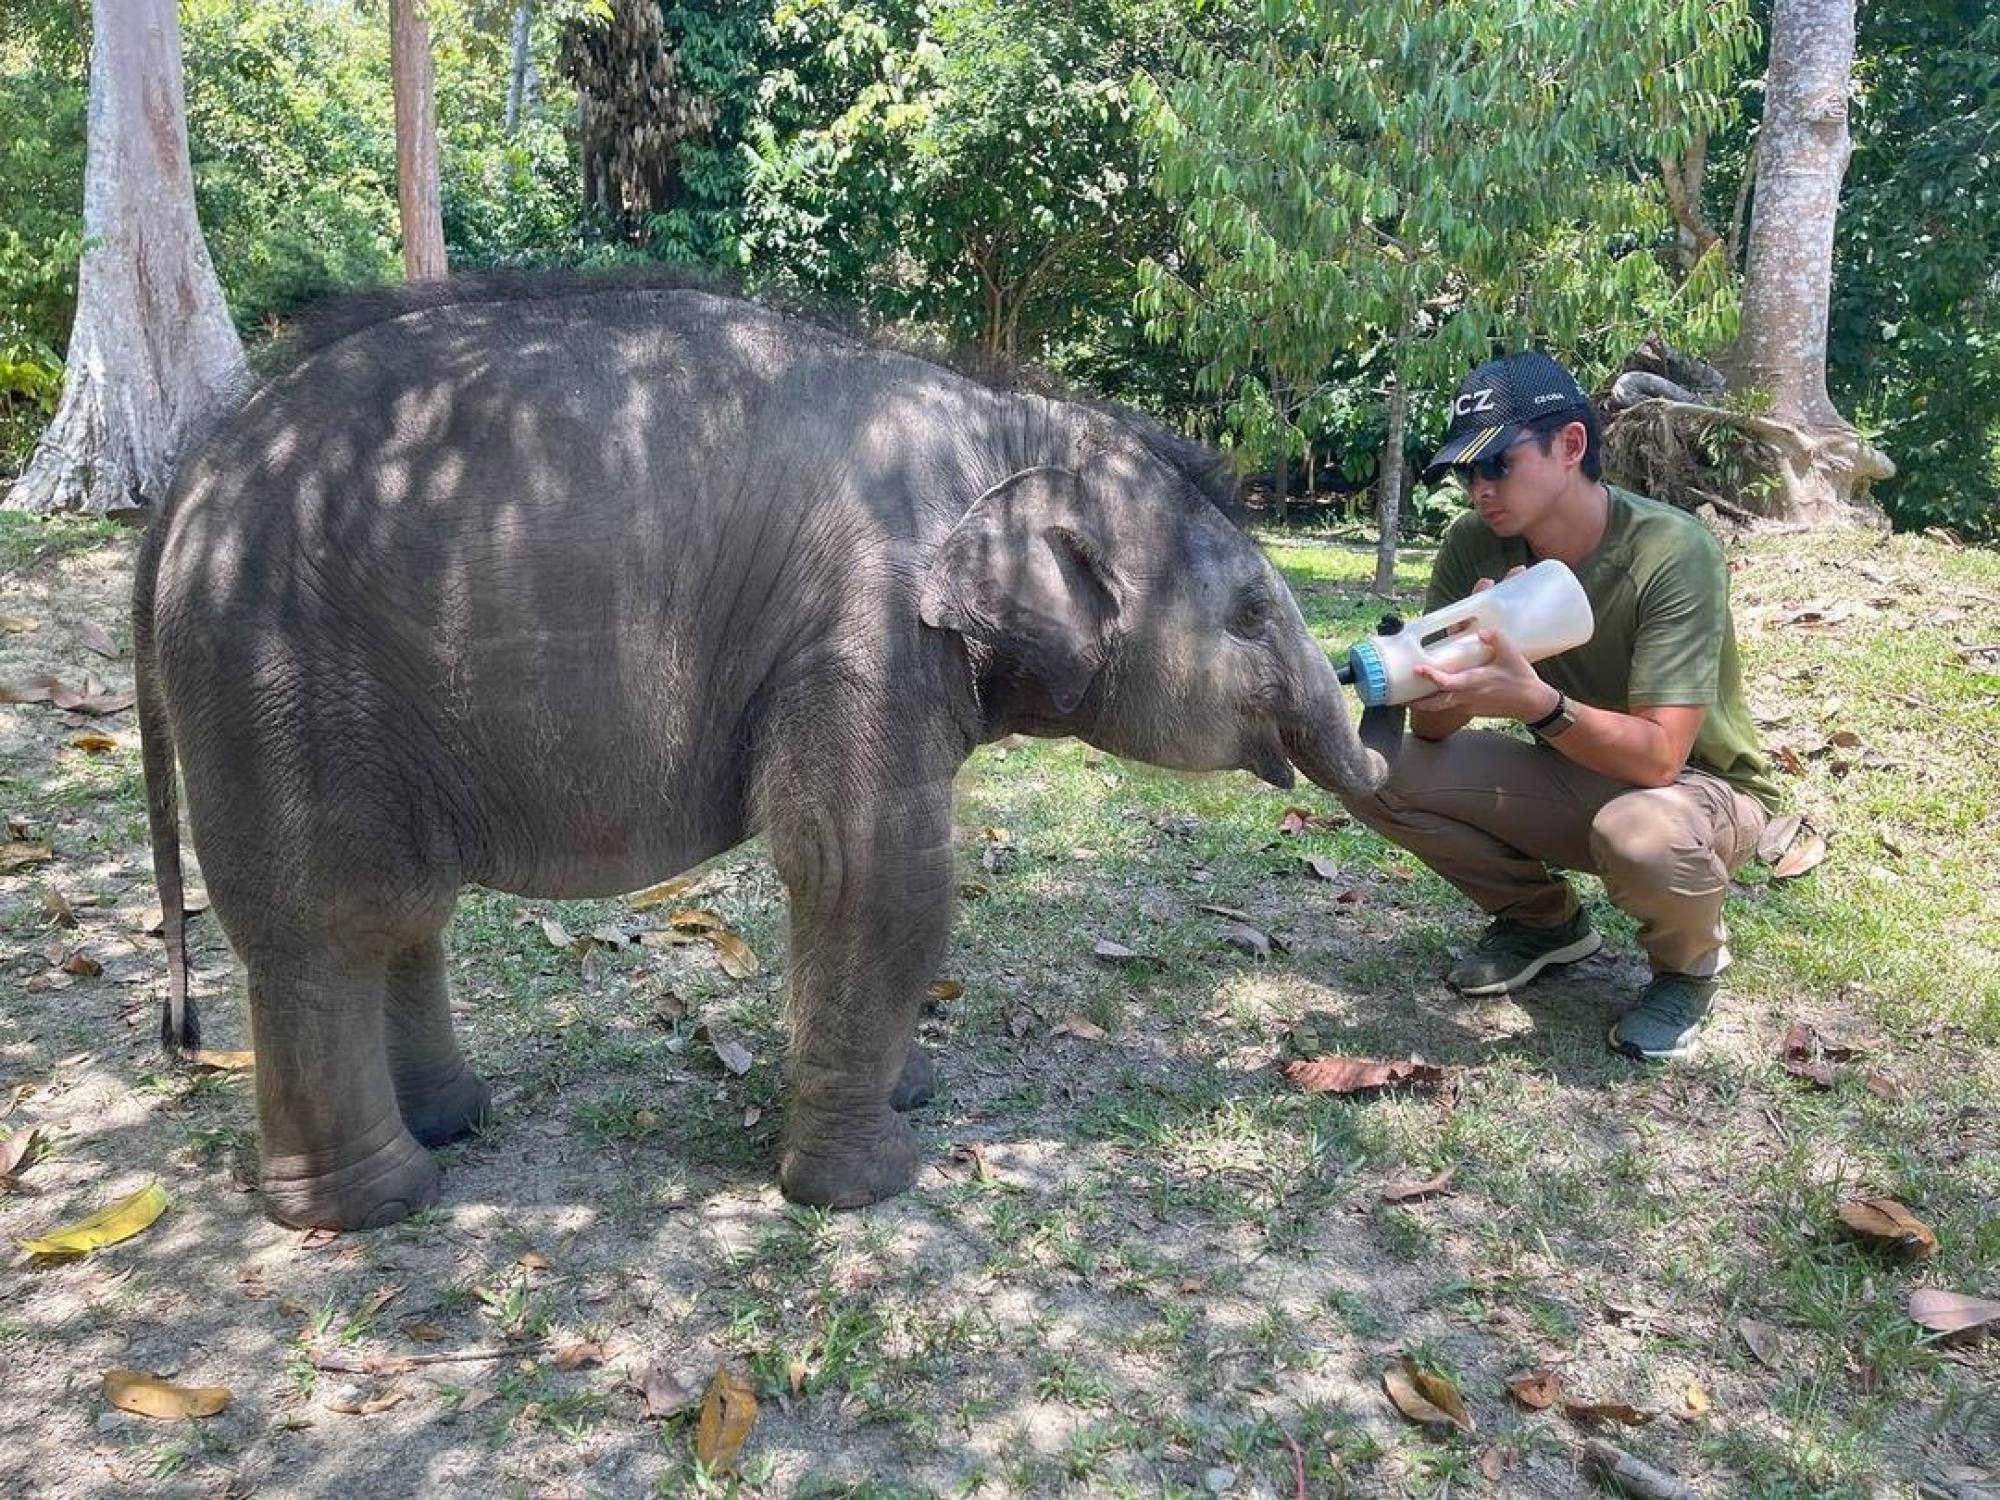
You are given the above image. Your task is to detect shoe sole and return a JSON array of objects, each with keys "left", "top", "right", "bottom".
[
  {"left": 1606, "top": 1021, "right": 1701, "bottom": 1063},
  {"left": 1451, "top": 930, "right": 1603, "bottom": 997}
]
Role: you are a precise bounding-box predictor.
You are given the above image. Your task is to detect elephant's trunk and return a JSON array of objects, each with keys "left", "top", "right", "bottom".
[{"left": 1280, "top": 627, "right": 1403, "bottom": 800}]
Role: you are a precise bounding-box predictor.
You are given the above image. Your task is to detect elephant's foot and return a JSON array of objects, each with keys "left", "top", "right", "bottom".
[
  {"left": 889, "top": 1046, "right": 934, "bottom": 1112},
  {"left": 260, "top": 1121, "right": 440, "bottom": 1231},
  {"left": 778, "top": 1105, "right": 918, "bottom": 1209},
  {"left": 396, "top": 1061, "right": 493, "bottom": 1148}
]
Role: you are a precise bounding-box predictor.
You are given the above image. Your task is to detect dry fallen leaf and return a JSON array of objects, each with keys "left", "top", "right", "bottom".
[
  {"left": 1278, "top": 806, "right": 1346, "bottom": 835},
  {"left": 1778, "top": 1022, "right": 1836, "bottom": 1089},
  {"left": 1771, "top": 827, "right": 1827, "bottom": 880},
  {"left": 1505, "top": 1369, "right": 1562, "bottom": 1411},
  {"left": 1738, "top": 1318, "right": 1784, "bottom": 1369},
  {"left": 1382, "top": 1358, "right": 1473, "bottom": 1433},
  {"left": 100, "top": 1369, "right": 231, "bottom": 1420},
  {"left": 694, "top": 1364, "right": 760, "bottom": 1470},
  {"left": 1674, "top": 1381, "right": 1712, "bottom": 1422},
  {"left": 0, "top": 676, "right": 59, "bottom": 703},
  {"left": 357, "top": 1285, "right": 404, "bottom": 1321},
  {"left": 555, "top": 1342, "right": 607, "bottom": 1371},
  {"left": 1381, "top": 1169, "right": 1456, "bottom": 1204},
  {"left": 1, "top": 844, "right": 54, "bottom": 875},
  {"left": 326, "top": 1385, "right": 408, "bottom": 1416},
  {"left": 186, "top": 1049, "right": 255, "bottom": 1073},
  {"left": 1092, "top": 939, "right": 1142, "bottom": 964},
  {"left": 16, "top": 1181, "right": 168, "bottom": 1257},
  {"left": 637, "top": 1362, "right": 699, "bottom": 1419},
  {"left": 1838, "top": 1197, "right": 1938, "bottom": 1258},
  {"left": 949, "top": 1142, "right": 991, "bottom": 1181},
  {"left": 927, "top": 979, "right": 963, "bottom": 1004},
  {"left": 403, "top": 1321, "right": 446, "bottom": 1344},
  {"left": 696, "top": 1025, "right": 753, "bottom": 1076},
  {"left": 1222, "top": 922, "right": 1275, "bottom": 960},
  {"left": 1562, "top": 1398, "right": 1654, "bottom": 1428},
  {"left": 1281, "top": 1056, "right": 1445, "bottom": 1096},
  {"left": 702, "top": 929, "right": 760, "bottom": 980},
  {"left": 1052, "top": 1015, "right": 1108, "bottom": 1043},
  {"left": 1756, "top": 812, "right": 1804, "bottom": 865},
  {"left": 540, "top": 916, "right": 575, "bottom": 951},
  {"left": 1305, "top": 856, "right": 1340, "bottom": 881},
  {"left": 77, "top": 621, "right": 122, "bottom": 659},
  {"left": 0, "top": 615, "right": 38, "bottom": 634},
  {"left": 627, "top": 876, "right": 698, "bottom": 911},
  {"left": 1907, "top": 1289, "right": 2000, "bottom": 1340},
  {"left": 0, "top": 1126, "right": 41, "bottom": 1184},
  {"left": 1858, "top": 1068, "right": 1901, "bottom": 1102}
]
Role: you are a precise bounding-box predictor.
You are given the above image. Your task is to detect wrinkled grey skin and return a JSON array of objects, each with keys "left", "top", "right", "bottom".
[{"left": 134, "top": 275, "right": 1389, "bottom": 1230}]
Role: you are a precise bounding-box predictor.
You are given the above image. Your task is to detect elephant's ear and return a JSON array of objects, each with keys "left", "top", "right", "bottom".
[{"left": 919, "top": 466, "right": 1120, "bottom": 714}]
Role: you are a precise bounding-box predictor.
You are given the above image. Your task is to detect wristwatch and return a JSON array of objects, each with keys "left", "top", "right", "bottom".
[{"left": 1524, "top": 688, "right": 1576, "bottom": 741}]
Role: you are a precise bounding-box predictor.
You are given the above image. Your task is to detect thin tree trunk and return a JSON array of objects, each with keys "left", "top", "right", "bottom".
[
  {"left": 1660, "top": 136, "right": 1721, "bottom": 271},
  {"left": 1371, "top": 374, "right": 1407, "bottom": 595},
  {"left": 1270, "top": 379, "right": 1290, "bottom": 525},
  {"left": 1728, "top": 0, "right": 1854, "bottom": 429},
  {"left": 505, "top": 2, "right": 534, "bottom": 136},
  {"left": 3, "top": 0, "right": 243, "bottom": 516},
  {"left": 391, "top": 0, "right": 448, "bottom": 281}
]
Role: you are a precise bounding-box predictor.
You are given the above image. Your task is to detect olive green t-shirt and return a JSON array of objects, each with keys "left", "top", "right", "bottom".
[{"left": 1427, "top": 486, "right": 1781, "bottom": 811}]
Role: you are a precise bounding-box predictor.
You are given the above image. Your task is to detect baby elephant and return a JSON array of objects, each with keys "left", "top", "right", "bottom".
[{"left": 136, "top": 272, "right": 1387, "bottom": 1229}]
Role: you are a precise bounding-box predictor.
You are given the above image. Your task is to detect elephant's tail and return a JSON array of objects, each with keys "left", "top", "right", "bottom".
[{"left": 132, "top": 509, "right": 197, "bottom": 1055}]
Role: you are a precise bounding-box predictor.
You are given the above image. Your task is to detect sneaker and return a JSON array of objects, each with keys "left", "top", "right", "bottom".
[
  {"left": 1608, "top": 973, "right": 1721, "bottom": 1061},
  {"left": 1447, "top": 910, "right": 1601, "bottom": 996}
]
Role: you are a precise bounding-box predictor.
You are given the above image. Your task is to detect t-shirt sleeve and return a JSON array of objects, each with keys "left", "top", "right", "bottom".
[
  {"left": 1628, "top": 528, "right": 1727, "bottom": 705},
  {"left": 1425, "top": 516, "right": 1486, "bottom": 614}
]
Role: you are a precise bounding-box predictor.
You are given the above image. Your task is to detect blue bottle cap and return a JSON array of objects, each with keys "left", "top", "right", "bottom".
[{"left": 1347, "top": 640, "right": 1392, "bottom": 707}]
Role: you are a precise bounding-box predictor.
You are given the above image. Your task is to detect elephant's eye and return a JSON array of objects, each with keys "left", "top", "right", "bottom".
[{"left": 1228, "top": 591, "right": 1271, "bottom": 639}]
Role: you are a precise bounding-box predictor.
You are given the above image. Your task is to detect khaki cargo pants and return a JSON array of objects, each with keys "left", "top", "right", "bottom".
[{"left": 1342, "top": 730, "right": 1770, "bottom": 979}]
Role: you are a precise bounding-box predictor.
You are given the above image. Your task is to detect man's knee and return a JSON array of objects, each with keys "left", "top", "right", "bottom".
[{"left": 1590, "top": 788, "right": 1726, "bottom": 900}]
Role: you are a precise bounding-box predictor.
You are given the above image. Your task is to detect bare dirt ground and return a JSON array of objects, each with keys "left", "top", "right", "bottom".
[{"left": 2, "top": 522, "right": 1996, "bottom": 1499}]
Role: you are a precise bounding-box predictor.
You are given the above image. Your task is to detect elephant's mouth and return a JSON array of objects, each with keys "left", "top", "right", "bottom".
[{"left": 1242, "top": 730, "right": 1297, "bottom": 790}]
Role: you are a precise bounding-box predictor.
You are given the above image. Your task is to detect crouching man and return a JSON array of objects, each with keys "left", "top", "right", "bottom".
[{"left": 1339, "top": 351, "right": 1781, "bottom": 1060}]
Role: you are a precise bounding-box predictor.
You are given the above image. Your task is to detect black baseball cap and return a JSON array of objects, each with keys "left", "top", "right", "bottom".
[{"left": 1422, "top": 351, "right": 1591, "bottom": 484}]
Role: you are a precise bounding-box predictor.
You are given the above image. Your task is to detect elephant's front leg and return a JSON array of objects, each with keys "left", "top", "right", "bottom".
[{"left": 770, "top": 779, "right": 955, "bottom": 1208}]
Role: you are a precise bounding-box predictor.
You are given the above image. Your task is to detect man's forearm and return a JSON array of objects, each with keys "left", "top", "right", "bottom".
[{"left": 1542, "top": 699, "right": 1687, "bottom": 787}]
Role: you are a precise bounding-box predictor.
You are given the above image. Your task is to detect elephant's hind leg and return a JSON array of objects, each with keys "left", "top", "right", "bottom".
[
  {"left": 246, "top": 942, "right": 440, "bottom": 1230},
  {"left": 386, "top": 932, "right": 492, "bottom": 1147}
]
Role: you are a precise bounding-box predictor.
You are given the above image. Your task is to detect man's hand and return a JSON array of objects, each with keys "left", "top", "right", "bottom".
[{"left": 1413, "top": 627, "right": 1560, "bottom": 722}]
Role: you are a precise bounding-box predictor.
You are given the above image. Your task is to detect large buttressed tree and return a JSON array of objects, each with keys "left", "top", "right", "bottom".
[
  {"left": 5, "top": 0, "right": 243, "bottom": 516},
  {"left": 1725, "top": 0, "right": 1894, "bottom": 524}
]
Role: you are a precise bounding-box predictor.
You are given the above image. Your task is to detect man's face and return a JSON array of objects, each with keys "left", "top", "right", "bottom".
[{"left": 1456, "top": 421, "right": 1584, "bottom": 534}]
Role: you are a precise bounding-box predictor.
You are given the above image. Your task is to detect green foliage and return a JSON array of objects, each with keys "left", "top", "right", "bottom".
[
  {"left": 737, "top": 0, "right": 1172, "bottom": 362},
  {"left": 1829, "top": 0, "right": 2000, "bottom": 540},
  {"left": 180, "top": 0, "right": 401, "bottom": 321},
  {"left": 1134, "top": 0, "right": 1756, "bottom": 488}
]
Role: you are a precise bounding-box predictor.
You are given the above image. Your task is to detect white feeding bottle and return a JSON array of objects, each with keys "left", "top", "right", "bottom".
[{"left": 1336, "top": 558, "right": 1595, "bottom": 708}]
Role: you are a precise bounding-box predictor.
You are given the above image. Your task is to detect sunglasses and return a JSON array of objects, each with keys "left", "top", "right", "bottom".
[{"left": 1449, "top": 438, "right": 1530, "bottom": 487}]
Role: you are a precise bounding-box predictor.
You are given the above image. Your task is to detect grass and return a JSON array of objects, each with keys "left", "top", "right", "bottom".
[{"left": 1, "top": 520, "right": 1995, "bottom": 1495}]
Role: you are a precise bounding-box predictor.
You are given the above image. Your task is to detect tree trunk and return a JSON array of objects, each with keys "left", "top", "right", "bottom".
[
  {"left": 1371, "top": 374, "right": 1407, "bottom": 595},
  {"left": 1724, "top": 0, "right": 1892, "bottom": 522},
  {"left": 1660, "top": 136, "right": 1721, "bottom": 271},
  {"left": 391, "top": 0, "right": 448, "bottom": 282},
  {"left": 2, "top": 0, "right": 243, "bottom": 516},
  {"left": 505, "top": 2, "right": 534, "bottom": 136},
  {"left": 1269, "top": 379, "right": 1290, "bottom": 525}
]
